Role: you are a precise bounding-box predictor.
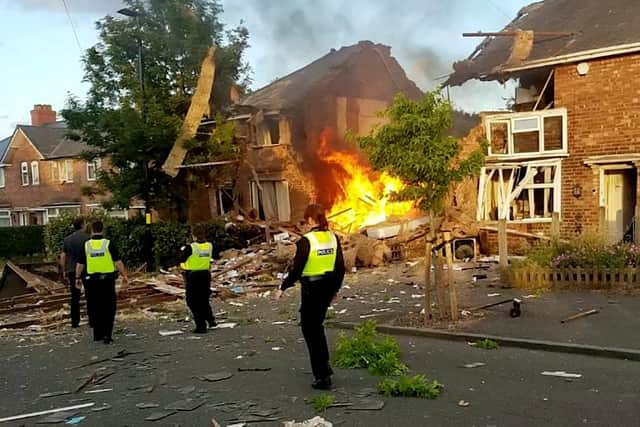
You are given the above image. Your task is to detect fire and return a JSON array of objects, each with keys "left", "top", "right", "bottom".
[{"left": 316, "top": 130, "right": 414, "bottom": 232}]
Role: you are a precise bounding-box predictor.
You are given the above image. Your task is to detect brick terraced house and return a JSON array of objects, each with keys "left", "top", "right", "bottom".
[
  {"left": 447, "top": 0, "right": 640, "bottom": 244},
  {"left": 0, "top": 104, "right": 142, "bottom": 226}
]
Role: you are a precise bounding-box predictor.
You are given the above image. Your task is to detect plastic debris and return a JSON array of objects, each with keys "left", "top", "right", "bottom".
[
  {"left": 64, "top": 416, "right": 86, "bottom": 425},
  {"left": 487, "top": 293, "right": 501, "bottom": 297},
  {"left": 0, "top": 403, "right": 95, "bottom": 423},
  {"left": 458, "top": 400, "right": 470, "bottom": 407}
]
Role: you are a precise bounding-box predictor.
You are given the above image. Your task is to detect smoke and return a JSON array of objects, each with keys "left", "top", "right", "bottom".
[{"left": 221, "top": 0, "right": 509, "bottom": 94}]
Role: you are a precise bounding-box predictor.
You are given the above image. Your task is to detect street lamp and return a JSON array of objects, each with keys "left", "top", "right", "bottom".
[{"left": 118, "top": 7, "right": 154, "bottom": 271}]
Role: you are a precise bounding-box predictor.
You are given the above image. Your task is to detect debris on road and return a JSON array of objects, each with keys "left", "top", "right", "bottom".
[
  {"left": 0, "top": 403, "right": 95, "bottom": 424},
  {"left": 462, "top": 362, "right": 486, "bottom": 368},
  {"left": 560, "top": 309, "right": 599, "bottom": 324},
  {"left": 145, "top": 410, "right": 177, "bottom": 421},
  {"left": 284, "top": 416, "right": 333, "bottom": 427},
  {"left": 199, "top": 372, "right": 233, "bottom": 382},
  {"left": 541, "top": 371, "right": 582, "bottom": 379},
  {"left": 458, "top": 400, "right": 470, "bottom": 407},
  {"left": 159, "top": 330, "right": 184, "bottom": 336}
]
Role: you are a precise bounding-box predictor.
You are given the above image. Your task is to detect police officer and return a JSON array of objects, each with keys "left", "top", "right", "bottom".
[
  {"left": 276, "top": 204, "right": 345, "bottom": 390},
  {"left": 180, "top": 224, "right": 216, "bottom": 334},
  {"left": 75, "top": 220, "right": 129, "bottom": 344}
]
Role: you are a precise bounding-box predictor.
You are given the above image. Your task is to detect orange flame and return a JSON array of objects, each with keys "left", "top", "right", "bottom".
[{"left": 317, "top": 130, "right": 414, "bottom": 232}]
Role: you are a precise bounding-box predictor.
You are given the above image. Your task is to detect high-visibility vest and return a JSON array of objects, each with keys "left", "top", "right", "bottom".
[
  {"left": 302, "top": 231, "right": 338, "bottom": 277},
  {"left": 181, "top": 242, "right": 212, "bottom": 271},
  {"left": 85, "top": 239, "right": 115, "bottom": 274}
]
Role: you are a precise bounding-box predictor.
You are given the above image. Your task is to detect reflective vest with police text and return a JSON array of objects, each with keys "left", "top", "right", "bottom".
[
  {"left": 181, "top": 242, "right": 212, "bottom": 271},
  {"left": 301, "top": 231, "right": 337, "bottom": 277},
  {"left": 85, "top": 239, "right": 116, "bottom": 274}
]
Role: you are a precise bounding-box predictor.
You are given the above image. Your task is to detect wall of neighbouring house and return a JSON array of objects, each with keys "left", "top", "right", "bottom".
[
  {"left": 554, "top": 53, "right": 640, "bottom": 239},
  {"left": 1, "top": 130, "right": 106, "bottom": 220}
]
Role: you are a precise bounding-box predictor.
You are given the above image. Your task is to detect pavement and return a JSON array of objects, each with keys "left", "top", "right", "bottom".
[
  {"left": 329, "top": 261, "right": 640, "bottom": 352},
  {"left": 1, "top": 298, "right": 640, "bottom": 427}
]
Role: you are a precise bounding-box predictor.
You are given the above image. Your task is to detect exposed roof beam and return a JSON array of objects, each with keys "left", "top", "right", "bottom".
[{"left": 463, "top": 31, "right": 574, "bottom": 37}]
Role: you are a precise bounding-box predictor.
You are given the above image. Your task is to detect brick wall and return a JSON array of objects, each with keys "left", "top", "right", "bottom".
[
  {"left": 0, "top": 130, "right": 104, "bottom": 221},
  {"left": 554, "top": 53, "right": 640, "bottom": 238}
]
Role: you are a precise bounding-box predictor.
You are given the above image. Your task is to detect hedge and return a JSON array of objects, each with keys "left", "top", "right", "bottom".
[
  {"left": 0, "top": 225, "right": 45, "bottom": 258},
  {"left": 44, "top": 213, "right": 263, "bottom": 269}
]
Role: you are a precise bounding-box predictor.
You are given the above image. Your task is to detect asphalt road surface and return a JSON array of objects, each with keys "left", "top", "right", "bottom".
[{"left": 1, "top": 318, "right": 639, "bottom": 427}]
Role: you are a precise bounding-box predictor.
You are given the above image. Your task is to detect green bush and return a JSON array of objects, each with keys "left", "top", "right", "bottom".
[
  {"left": 308, "top": 393, "right": 335, "bottom": 413},
  {"left": 0, "top": 225, "right": 45, "bottom": 257},
  {"left": 44, "top": 214, "right": 263, "bottom": 269},
  {"left": 377, "top": 375, "right": 443, "bottom": 399},
  {"left": 334, "top": 320, "right": 408, "bottom": 376},
  {"left": 44, "top": 213, "right": 76, "bottom": 256},
  {"left": 511, "top": 235, "right": 638, "bottom": 270}
]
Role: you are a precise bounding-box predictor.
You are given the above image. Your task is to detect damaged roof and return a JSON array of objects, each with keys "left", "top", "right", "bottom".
[
  {"left": 238, "top": 40, "right": 422, "bottom": 109},
  {"left": 447, "top": 0, "right": 640, "bottom": 86},
  {"left": 16, "top": 122, "right": 88, "bottom": 159}
]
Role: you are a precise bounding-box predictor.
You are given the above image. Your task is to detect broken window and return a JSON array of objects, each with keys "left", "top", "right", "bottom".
[
  {"left": 250, "top": 180, "right": 291, "bottom": 222},
  {"left": 257, "top": 117, "right": 280, "bottom": 145},
  {"left": 486, "top": 108, "right": 567, "bottom": 156},
  {"left": 489, "top": 121, "right": 508, "bottom": 154},
  {"left": 477, "top": 160, "right": 561, "bottom": 222},
  {"left": 217, "top": 186, "right": 234, "bottom": 215}
]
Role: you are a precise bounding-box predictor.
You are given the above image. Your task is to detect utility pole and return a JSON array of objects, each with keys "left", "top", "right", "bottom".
[{"left": 118, "top": 7, "right": 154, "bottom": 272}]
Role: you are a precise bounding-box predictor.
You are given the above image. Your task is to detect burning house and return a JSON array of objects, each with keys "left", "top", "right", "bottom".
[
  {"left": 447, "top": 0, "right": 640, "bottom": 245},
  {"left": 188, "top": 41, "right": 476, "bottom": 233}
]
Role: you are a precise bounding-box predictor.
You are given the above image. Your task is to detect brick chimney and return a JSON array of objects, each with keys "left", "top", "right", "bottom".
[{"left": 30, "top": 104, "right": 56, "bottom": 126}]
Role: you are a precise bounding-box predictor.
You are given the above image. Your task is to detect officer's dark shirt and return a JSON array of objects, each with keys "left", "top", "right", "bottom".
[
  {"left": 63, "top": 230, "right": 89, "bottom": 273},
  {"left": 280, "top": 227, "right": 345, "bottom": 292},
  {"left": 78, "top": 234, "right": 122, "bottom": 266}
]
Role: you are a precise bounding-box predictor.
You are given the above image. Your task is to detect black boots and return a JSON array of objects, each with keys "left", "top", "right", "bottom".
[{"left": 312, "top": 376, "right": 332, "bottom": 390}]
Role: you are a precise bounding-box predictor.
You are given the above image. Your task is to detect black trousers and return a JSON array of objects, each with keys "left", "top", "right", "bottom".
[
  {"left": 185, "top": 271, "right": 215, "bottom": 329},
  {"left": 86, "top": 275, "right": 116, "bottom": 340},
  {"left": 67, "top": 272, "right": 81, "bottom": 327},
  {"left": 300, "top": 279, "right": 336, "bottom": 380}
]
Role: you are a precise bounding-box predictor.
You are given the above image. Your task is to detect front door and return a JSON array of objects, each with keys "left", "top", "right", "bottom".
[{"left": 604, "top": 170, "right": 636, "bottom": 243}]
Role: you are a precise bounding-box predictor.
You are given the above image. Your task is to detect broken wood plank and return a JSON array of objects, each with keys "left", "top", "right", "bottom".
[
  {"left": 560, "top": 309, "right": 599, "bottom": 324},
  {"left": 162, "top": 47, "right": 216, "bottom": 177},
  {"left": 0, "top": 403, "right": 95, "bottom": 423},
  {"left": 469, "top": 298, "right": 514, "bottom": 312}
]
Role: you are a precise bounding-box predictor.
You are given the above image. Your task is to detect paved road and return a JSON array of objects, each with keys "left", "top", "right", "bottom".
[{"left": 1, "top": 317, "right": 639, "bottom": 426}]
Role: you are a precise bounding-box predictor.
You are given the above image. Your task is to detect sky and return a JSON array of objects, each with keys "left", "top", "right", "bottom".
[{"left": 0, "top": 0, "right": 532, "bottom": 137}]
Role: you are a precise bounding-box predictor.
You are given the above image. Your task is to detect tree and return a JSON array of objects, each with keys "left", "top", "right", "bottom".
[
  {"left": 62, "top": 0, "right": 250, "bottom": 217},
  {"left": 358, "top": 90, "right": 485, "bottom": 323}
]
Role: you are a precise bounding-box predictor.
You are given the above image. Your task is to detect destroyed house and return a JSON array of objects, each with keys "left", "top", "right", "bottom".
[
  {"left": 0, "top": 105, "right": 143, "bottom": 225},
  {"left": 219, "top": 40, "right": 425, "bottom": 223},
  {"left": 447, "top": 0, "right": 640, "bottom": 244}
]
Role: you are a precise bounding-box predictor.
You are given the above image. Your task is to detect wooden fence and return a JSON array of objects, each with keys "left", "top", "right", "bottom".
[{"left": 508, "top": 266, "right": 640, "bottom": 290}]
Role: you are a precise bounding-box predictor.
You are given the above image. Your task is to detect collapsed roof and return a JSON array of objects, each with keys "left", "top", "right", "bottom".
[
  {"left": 237, "top": 40, "right": 423, "bottom": 110},
  {"left": 447, "top": 0, "right": 640, "bottom": 86}
]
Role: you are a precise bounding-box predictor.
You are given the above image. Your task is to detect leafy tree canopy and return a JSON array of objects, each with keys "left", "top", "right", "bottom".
[
  {"left": 63, "top": 0, "right": 250, "bottom": 212},
  {"left": 358, "top": 90, "right": 485, "bottom": 214}
]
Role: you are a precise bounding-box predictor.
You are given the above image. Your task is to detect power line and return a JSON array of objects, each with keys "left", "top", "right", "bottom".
[
  {"left": 61, "top": 0, "right": 82, "bottom": 52},
  {"left": 485, "top": 0, "right": 513, "bottom": 22}
]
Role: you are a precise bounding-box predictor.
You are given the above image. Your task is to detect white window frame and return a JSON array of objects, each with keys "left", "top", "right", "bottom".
[
  {"left": 0, "top": 167, "right": 5, "bottom": 188},
  {"left": 485, "top": 108, "right": 568, "bottom": 158},
  {"left": 63, "top": 160, "right": 74, "bottom": 183},
  {"left": 44, "top": 205, "right": 81, "bottom": 224},
  {"left": 18, "top": 211, "right": 28, "bottom": 226},
  {"left": 0, "top": 210, "right": 11, "bottom": 227},
  {"left": 87, "top": 158, "right": 101, "bottom": 181},
  {"left": 20, "top": 162, "right": 29, "bottom": 186},
  {"left": 31, "top": 161, "right": 39, "bottom": 185},
  {"left": 477, "top": 159, "right": 562, "bottom": 224}
]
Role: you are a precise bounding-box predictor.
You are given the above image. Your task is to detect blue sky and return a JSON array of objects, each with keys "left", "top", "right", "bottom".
[{"left": 0, "top": 0, "right": 532, "bottom": 137}]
